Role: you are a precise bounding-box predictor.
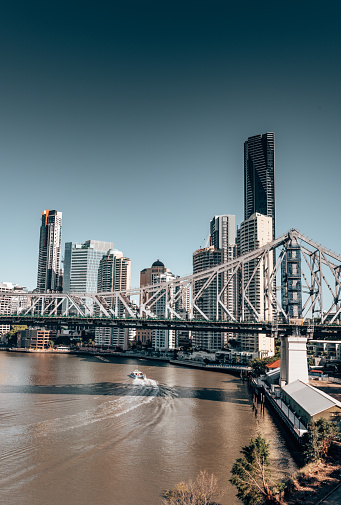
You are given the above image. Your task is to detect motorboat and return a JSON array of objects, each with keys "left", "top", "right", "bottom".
[{"left": 130, "top": 369, "right": 146, "bottom": 380}]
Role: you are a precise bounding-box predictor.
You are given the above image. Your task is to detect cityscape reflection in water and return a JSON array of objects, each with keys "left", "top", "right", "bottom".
[{"left": 0, "top": 353, "right": 298, "bottom": 505}]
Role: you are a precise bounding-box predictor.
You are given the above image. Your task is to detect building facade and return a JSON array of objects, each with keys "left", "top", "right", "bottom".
[
  {"left": 95, "top": 249, "right": 131, "bottom": 349},
  {"left": 192, "top": 246, "right": 224, "bottom": 351},
  {"left": 152, "top": 271, "right": 178, "bottom": 351},
  {"left": 136, "top": 260, "right": 168, "bottom": 346},
  {"left": 24, "top": 328, "right": 54, "bottom": 349},
  {"left": 37, "top": 210, "right": 63, "bottom": 292},
  {"left": 210, "top": 214, "right": 237, "bottom": 320},
  {"left": 0, "top": 282, "right": 27, "bottom": 339},
  {"left": 236, "top": 213, "right": 274, "bottom": 357},
  {"left": 63, "top": 240, "right": 113, "bottom": 294},
  {"left": 244, "top": 133, "right": 275, "bottom": 240}
]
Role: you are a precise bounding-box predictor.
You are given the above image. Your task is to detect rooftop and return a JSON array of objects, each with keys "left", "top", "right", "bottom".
[{"left": 282, "top": 380, "right": 341, "bottom": 416}]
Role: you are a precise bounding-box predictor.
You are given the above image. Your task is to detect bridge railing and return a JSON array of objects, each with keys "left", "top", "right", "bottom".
[{"left": 0, "top": 229, "right": 340, "bottom": 326}]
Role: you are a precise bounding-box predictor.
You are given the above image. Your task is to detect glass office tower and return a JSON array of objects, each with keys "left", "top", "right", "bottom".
[{"left": 244, "top": 132, "right": 275, "bottom": 240}]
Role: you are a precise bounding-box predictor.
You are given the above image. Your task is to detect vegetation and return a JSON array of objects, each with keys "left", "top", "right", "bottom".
[
  {"left": 163, "top": 470, "right": 223, "bottom": 505},
  {"left": 5, "top": 325, "right": 27, "bottom": 346},
  {"left": 167, "top": 426, "right": 341, "bottom": 505},
  {"left": 230, "top": 434, "right": 283, "bottom": 505},
  {"left": 249, "top": 357, "right": 277, "bottom": 377},
  {"left": 302, "top": 418, "right": 340, "bottom": 464},
  {"left": 54, "top": 335, "right": 71, "bottom": 347}
]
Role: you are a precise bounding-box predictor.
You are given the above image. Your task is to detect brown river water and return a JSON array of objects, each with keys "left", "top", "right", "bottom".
[{"left": 0, "top": 352, "right": 298, "bottom": 505}]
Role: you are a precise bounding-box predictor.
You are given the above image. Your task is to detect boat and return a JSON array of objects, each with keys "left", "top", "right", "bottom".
[{"left": 130, "top": 369, "right": 146, "bottom": 380}]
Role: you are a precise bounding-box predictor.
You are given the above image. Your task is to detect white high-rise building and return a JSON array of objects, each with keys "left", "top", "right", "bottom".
[
  {"left": 0, "top": 282, "right": 27, "bottom": 339},
  {"left": 191, "top": 215, "right": 237, "bottom": 351},
  {"left": 37, "top": 210, "right": 62, "bottom": 292},
  {"left": 136, "top": 260, "right": 168, "bottom": 346},
  {"left": 153, "top": 271, "right": 178, "bottom": 351},
  {"left": 95, "top": 249, "right": 131, "bottom": 350},
  {"left": 236, "top": 212, "right": 274, "bottom": 357},
  {"left": 192, "top": 246, "right": 224, "bottom": 351},
  {"left": 210, "top": 214, "right": 237, "bottom": 322}
]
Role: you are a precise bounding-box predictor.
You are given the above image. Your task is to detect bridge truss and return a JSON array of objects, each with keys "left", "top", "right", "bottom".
[{"left": 0, "top": 229, "right": 341, "bottom": 334}]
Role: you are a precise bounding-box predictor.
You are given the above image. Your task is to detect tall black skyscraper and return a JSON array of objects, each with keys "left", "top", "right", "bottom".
[{"left": 244, "top": 132, "right": 275, "bottom": 239}]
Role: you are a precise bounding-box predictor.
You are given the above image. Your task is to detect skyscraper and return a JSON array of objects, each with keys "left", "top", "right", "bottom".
[
  {"left": 152, "top": 271, "right": 178, "bottom": 351},
  {"left": 95, "top": 249, "right": 131, "bottom": 349},
  {"left": 136, "top": 260, "right": 168, "bottom": 346},
  {"left": 192, "top": 246, "right": 224, "bottom": 351},
  {"left": 236, "top": 212, "right": 274, "bottom": 357},
  {"left": 37, "top": 210, "right": 62, "bottom": 292},
  {"left": 244, "top": 133, "right": 275, "bottom": 239},
  {"left": 210, "top": 215, "right": 237, "bottom": 321},
  {"left": 63, "top": 240, "right": 113, "bottom": 293}
]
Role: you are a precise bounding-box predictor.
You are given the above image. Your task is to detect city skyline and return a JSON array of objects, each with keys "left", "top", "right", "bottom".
[{"left": 0, "top": 2, "right": 340, "bottom": 291}]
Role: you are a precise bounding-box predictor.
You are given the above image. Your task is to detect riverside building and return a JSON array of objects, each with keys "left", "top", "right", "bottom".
[
  {"left": 192, "top": 246, "right": 224, "bottom": 351},
  {"left": 236, "top": 212, "right": 274, "bottom": 357},
  {"left": 191, "top": 215, "right": 237, "bottom": 351},
  {"left": 0, "top": 282, "right": 27, "bottom": 340},
  {"left": 37, "top": 210, "right": 63, "bottom": 292},
  {"left": 63, "top": 240, "right": 113, "bottom": 294},
  {"left": 136, "top": 260, "right": 168, "bottom": 347},
  {"left": 210, "top": 214, "right": 237, "bottom": 323},
  {"left": 152, "top": 271, "right": 178, "bottom": 351},
  {"left": 95, "top": 249, "right": 131, "bottom": 350}
]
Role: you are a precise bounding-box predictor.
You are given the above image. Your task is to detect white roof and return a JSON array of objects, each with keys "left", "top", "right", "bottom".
[
  {"left": 282, "top": 380, "right": 341, "bottom": 416},
  {"left": 265, "top": 368, "right": 280, "bottom": 377}
]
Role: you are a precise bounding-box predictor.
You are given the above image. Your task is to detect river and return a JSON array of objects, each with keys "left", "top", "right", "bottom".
[{"left": 0, "top": 352, "right": 298, "bottom": 505}]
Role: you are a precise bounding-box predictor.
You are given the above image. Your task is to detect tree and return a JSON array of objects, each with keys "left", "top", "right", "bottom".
[
  {"left": 230, "top": 433, "right": 282, "bottom": 505},
  {"left": 55, "top": 335, "right": 70, "bottom": 346},
  {"left": 163, "top": 470, "right": 222, "bottom": 505},
  {"left": 5, "top": 325, "right": 27, "bottom": 346},
  {"left": 249, "top": 357, "right": 276, "bottom": 377},
  {"left": 303, "top": 418, "right": 340, "bottom": 464}
]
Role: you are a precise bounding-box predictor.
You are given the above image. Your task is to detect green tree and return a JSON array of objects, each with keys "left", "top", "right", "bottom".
[
  {"left": 55, "top": 335, "right": 70, "bottom": 346},
  {"left": 303, "top": 418, "right": 340, "bottom": 464},
  {"left": 163, "top": 470, "right": 222, "bottom": 505},
  {"left": 5, "top": 325, "right": 27, "bottom": 346},
  {"left": 230, "top": 434, "right": 282, "bottom": 505},
  {"left": 249, "top": 357, "right": 276, "bottom": 377}
]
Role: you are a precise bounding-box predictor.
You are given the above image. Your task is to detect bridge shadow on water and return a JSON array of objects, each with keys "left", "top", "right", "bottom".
[{"left": 0, "top": 382, "right": 251, "bottom": 405}]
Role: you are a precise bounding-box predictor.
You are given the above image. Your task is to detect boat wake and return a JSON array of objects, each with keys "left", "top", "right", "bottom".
[
  {"left": 130, "top": 369, "right": 158, "bottom": 389},
  {"left": 133, "top": 377, "right": 158, "bottom": 388}
]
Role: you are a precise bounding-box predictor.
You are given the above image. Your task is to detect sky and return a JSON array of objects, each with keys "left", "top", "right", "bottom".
[{"left": 0, "top": 1, "right": 340, "bottom": 290}]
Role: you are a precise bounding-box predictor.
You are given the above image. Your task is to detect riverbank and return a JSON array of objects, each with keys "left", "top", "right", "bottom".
[
  {"left": 169, "top": 358, "right": 250, "bottom": 376},
  {"left": 8, "top": 347, "right": 71, "bottom": 353},
  {"left": 6, "top": 347, "right": 252, "bottom": 374},
  {"left": 284, "top": 450, "right": 341, "bottom": 505}
]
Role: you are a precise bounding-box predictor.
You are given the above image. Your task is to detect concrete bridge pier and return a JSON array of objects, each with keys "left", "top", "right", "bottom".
[{"left": 280, "top": 331, "right": 309, "bottom": 387}]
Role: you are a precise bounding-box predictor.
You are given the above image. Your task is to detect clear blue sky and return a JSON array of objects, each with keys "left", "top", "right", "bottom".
[{"left": 0, "top": 1, "right": 340, "bottom": 290}]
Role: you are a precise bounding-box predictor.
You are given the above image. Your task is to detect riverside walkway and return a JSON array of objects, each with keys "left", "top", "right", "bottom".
[{"left": 251, "top": 377, "right": 307, "bottom": 440}]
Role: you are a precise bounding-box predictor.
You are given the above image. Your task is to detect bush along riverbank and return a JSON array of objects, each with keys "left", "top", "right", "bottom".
[
  {"left": 162, "top": 426, "right": 341, "bottom": 505},
  {"left": 229, "top": 424, "right": 341, "bottom": 505}
]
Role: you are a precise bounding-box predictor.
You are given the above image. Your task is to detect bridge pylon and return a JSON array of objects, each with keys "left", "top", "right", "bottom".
[{"left": 280, "top": 330, "right": 308, "bottom": 387}]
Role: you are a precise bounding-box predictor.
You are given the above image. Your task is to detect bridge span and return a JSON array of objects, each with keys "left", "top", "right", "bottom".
[
  {"left": 0, "top": 313, "right": 341, "bottom": 339},
  {"left": 1, "top": 228, "right": 341, "bottom": 386}
]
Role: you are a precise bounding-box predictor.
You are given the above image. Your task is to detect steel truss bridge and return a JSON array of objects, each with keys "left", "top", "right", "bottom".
[{"left": 1, "top": 229, "right": 341, "bottom": 338}]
